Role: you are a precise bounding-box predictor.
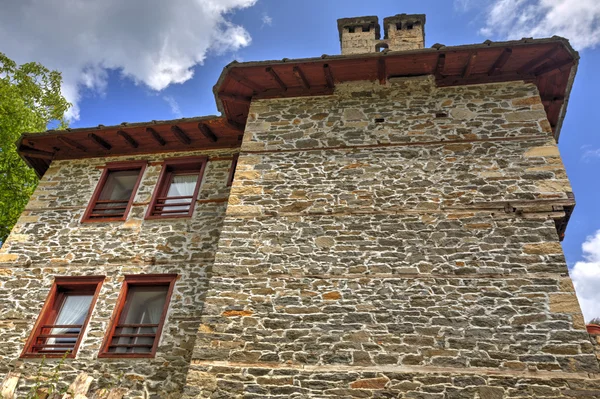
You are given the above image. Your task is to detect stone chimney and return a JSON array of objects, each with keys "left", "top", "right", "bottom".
[
  {"left": 337, "top": 16, "right": 381, "bottom": 55},
  {"left": 337, "top": 13, "right": 425, "bottom": 55},
  {"left": 383, "top": 14, "right": 426, "bottom": 51}
]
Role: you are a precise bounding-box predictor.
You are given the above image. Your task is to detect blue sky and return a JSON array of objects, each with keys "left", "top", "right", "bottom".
[{"left": 2, "top": 0, "right": 599, "bottom": 320}]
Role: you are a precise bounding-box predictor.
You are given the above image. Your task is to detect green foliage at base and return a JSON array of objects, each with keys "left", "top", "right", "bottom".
[{"left": 26, "top": 352, "right": 71, "bottom": 399}]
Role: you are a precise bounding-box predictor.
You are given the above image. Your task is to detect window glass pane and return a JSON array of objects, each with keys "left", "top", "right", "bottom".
[
  {"left": 46, "top": 294, "right": 93, "bottom": 351},
  {"left": 111, "top": 285, "right": 168, "bottom": 353},
  {"left": 163, "top": 173, "right": 198, "bottom": 213},
  {"left": 120, "top": 286, "right": 168, "bottom": 324},
  {"left": 96, "top": 169, "right": 140, "bottom": 215}
]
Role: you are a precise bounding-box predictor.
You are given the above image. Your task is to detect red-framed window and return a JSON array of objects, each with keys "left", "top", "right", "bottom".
[
  {"left": 227, "top": 154, "right": 239, "bottom": 187},
  {"left": 21, "top": 276, "right": 104, "bottom": 358},
  {"left": 99, "top": 274, "right": 177, "bottom": 358},
  {"left": 82, "top": 161, "right": 146, "bottom": 223},
  {"left": 145, "top": 157, "right": 206, "bottom": 219}
]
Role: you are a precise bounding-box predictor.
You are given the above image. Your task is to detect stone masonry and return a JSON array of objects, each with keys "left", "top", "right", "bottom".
[
  {"left": 0, "top": 149, "right": 237, "bottom": 398},
  {"left": 1, "top": 12, "right": 598, "bottom": 399},
  {"left": 182, "top": 78, "right": 600, "bottom": 397},
  {"left": 592, "top": 330, "right": 600, "bottom": 366}
]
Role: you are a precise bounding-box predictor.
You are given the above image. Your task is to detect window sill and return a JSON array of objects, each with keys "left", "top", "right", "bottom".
[
  {"left": 97, "top": 353, "right": 156, "bottom": 359},
  {"left": 81, "top": 217, "right": 127, "bottom": 224},
  {"left": 144, "top": 214, "right": 193, "bottom": 220},
  {"left": 21, "top": 353, "right": 77, "bottom": 359}
]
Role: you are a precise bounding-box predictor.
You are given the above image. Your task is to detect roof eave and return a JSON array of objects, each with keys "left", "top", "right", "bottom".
[
  {"left": 21, "top": 35, "right": 580, "bottom": 178},
  {"left": 20, "top": 115, "right": 222, "bottom": 141},
  {"left": 213, "top": 36, "right": 579, "bottom": 143},
  {"left": 14, "top": 135, "right": 45, "bottom": 178},
  {"left": 554, "top": 59, "right": 578, "bottom": 143}
]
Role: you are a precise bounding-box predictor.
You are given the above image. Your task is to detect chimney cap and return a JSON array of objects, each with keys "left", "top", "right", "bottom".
[
  {"left": 337, "top": 16, "right": 381, "bottom": 41},
  {"left": 383, "top": 13, "right": 426, "bottom": 39}
]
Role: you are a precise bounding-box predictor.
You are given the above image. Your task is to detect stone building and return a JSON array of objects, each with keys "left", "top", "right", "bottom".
[{"left": 1, "top": 12, "right": 599, "bottom": 399}]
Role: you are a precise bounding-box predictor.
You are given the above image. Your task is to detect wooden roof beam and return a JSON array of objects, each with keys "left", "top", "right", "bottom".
[
  {"left": 544, "top": 101, "right": 562, "bottom": 125},
  {"left": 117, "top": 130, "right": 138, "bottom": 148},
  {"left": 293, "top": 66, "right": 311, "bottom": 89},
  {"left": 57, "top": 136, "right": 87, "bottom": 152},
  {"left": 462, "top": 52, "right": 477, "bottom": 78},
  {"left": 219, "top": 93, "right": 251, "bottom": 104},
  {"left": 228, "top": 69, "right": 264, "bottom": 93},
  {"left": 435, "top": 54, "right": 446, "bottom": 77},
  {"left": 323, "top": 64, "right": 334, "bottom": 89},
  {"left": 88, "top": 133, "right": 111, "bottom": 150},
  {"left": 541, "top": 95, "right": 565, "bottom": 103},
  {"left": 517, "top": 46, "right": 561, "bottom": 75},
  {"left": 488, "top": 48, "right": 512, "bottom": 76},
  {"left": 171, "top": 126, "right": 191, "bottom": 145},
  {"left": 437, "top": 72, "right": 537, "bottom": 87},
  {"left": 266, "top": 67, "right": 287, "bottom": 91},
  {"left": 198, "top": 123, "right": 218, "bottom": 142},
  {"left": 20, "top": 146, "right": 54, "bottom": 159},
  {"left": 534, "top": 58, "right": 574, "bottom": 77},
  {"left": 226, "top": 119, "right": 245, "bottom": 132},
  {"left": 378, "top": 58, "right": 386, "bottom": 85},
  {"left": 146, "top": 127, "right": 166, "bottom": 146}
]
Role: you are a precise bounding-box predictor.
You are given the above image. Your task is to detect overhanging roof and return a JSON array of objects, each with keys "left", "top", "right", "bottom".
[
  {"left": 17, "top": 116, "right": 243, "bottom": 177},
  {"left": 19, "top": 36, "right": 578, "bottom": 178},
  {"left": 213, "top": 36, "right": 578, "bottom": 141}
]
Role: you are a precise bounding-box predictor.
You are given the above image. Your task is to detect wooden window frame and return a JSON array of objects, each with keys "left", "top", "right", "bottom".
[
  {"left": 98, "top": 274, "right": 177, "bottom": 358},
  {"left": 226, "top": 153, "right": 239, "bottom": 187},
  {"left": 82, "top": 161, "right": 147, "bottom": 223},
  {"left": 145, "top": 157, "right": 207, "bottom": 220},
  {"left": 21, "top": 276, "right": 104, "bottom": 359}
]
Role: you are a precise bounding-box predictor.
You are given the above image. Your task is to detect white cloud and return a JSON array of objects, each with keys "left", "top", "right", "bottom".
[
  {"left": 262, "top": 14, "right": 273, "bottom": 28},
  {"left": 571, "top": 230, "right": 600, "bottom": 323},
  {"left": 454, "top": 0, "right": 477, "bottom": 12},
  {"left": 0, "top": 0, "right": 258, "bottom": 120},
  {"left": 581, "top": 145, "right": 600, "bottom": 161},
  {"left": 470, "top": 0, "right": 600, "bottom": 50},
  {"left": 163, "top": 95, "right": 182, "bottom": 118}
]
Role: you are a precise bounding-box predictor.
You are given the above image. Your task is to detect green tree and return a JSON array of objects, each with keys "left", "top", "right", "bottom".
[{"left": 0, "top": 53, "right": 70, "bottom": 243}]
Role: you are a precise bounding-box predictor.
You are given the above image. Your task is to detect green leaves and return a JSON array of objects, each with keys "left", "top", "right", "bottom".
[{"left": 0, "top": 52, "right": 70, "bottom": 243}]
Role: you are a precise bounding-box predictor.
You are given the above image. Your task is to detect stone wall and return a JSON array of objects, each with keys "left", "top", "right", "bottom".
[
  {"left": 182, "top": 77, "right": 600, "bottom": 397},
  {"left": 384, "top": 15, "right": 425, "bottom": 51},
  {"left": 1, "top": 371, "right": 126, "bottom": 399},
  {"left": 591, "top": 329, "right": 600, "bottom": 364},
  {"left": 340, "top": 27, "right": 378, "bottom": 55},
  {"left": 0, "top": 148, "right": 237, "bottom": 398},
  {"left": 386, "top": 23, "right": 425, "bottom": 51}
]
